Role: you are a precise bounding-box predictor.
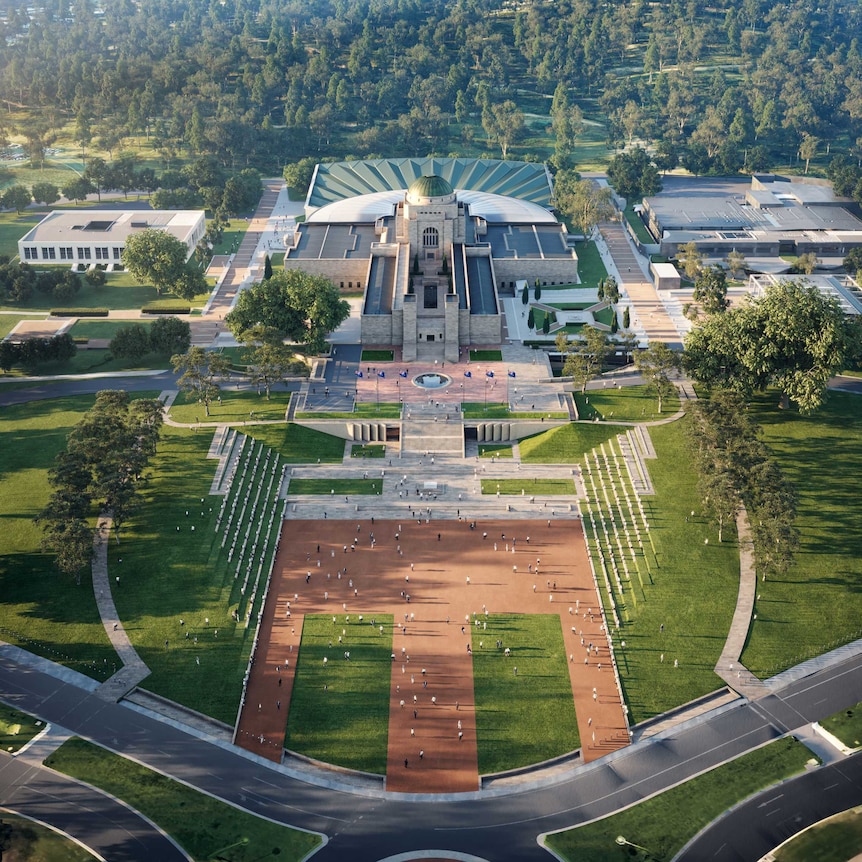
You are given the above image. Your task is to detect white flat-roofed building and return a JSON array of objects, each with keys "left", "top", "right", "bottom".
[{"left": 17, "top": 210, "right": 206, "bottom": 267}]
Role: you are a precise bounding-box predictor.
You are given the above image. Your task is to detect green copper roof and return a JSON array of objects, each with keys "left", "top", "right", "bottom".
[
  {"left": 307, "top": 158, "right": 554, "bottom": 210},
  {"left": 408, "top": 175, "right": 454, "bottom": 198}
]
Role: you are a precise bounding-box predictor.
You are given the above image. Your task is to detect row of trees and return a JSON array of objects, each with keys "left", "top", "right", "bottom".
[
  {"left": 109, "top": 316, "right": 192, "bottom": 360},
  {"left": 0, "top": 258, "right": 104, "bottom": 304},
  {"left": 687, "top": 390, "right": 798, "bottom": 578},
  {"left": 0, "top": 332, "right": 76, "bottom": 372},
  {"left": 36, "top": 390, "right": 164, "bottom": 582}
]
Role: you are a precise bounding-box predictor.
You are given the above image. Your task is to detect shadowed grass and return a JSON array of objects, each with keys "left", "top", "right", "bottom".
[
  {"left": 0, "top": 813, "right": 97, "bottom": 862},
  {"left": 286, "top": 614, "right": 392, "bottom": 772},
  {"left": 742, "top": 391, "right": 862, "bottom": 676},
  {"left": 472, "top": 614, "right": 579, "bottom": 773},
  {"left": 0, "top": 703, "right": 45, "bottom": 753},
  {"left": 545, "top": 738, "right": 812, "bottom": 861},
  {"left": 45, "top": 737, "right": 321, "bottom": 862},
  {"left": 243, "top": 423, "right": 345, "bottom": 462},
  {"left": 519, "top": 422, "right": 627, "bottom": 463},
  {"left": 167, "top": 389, "right": 291, "bottom": 424}
]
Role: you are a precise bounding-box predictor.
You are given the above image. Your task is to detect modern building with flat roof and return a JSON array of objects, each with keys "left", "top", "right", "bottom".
[
  {"left": 283, "top": 159, "right": 577, "bottom": 361},
  {"left": 17, "top": 210, "right": 206, "bottom": 268},
  {"left": 642, "top": 176, "right": 862, "bottom": 270}
]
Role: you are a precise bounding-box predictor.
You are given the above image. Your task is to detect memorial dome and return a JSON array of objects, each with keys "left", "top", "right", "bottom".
[{"left": 406, "top": 175, "right": 456, "bottom": 204}]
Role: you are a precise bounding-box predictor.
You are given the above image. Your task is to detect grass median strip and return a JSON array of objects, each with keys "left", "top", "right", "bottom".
[
  {"left": 287, "top": 478, "right": 383, "bottom": 495},
  {"left": 0, "top": 704, "right": 45, "bottom": 753},
  {"left": 45, "top": 737, "right": 321, "bottom": 862},
  {"left": 544, "top": 738, "right": 814, "bottom": 862},
  {"left": 480, "top": 478, "right": 575, "bottom": 496}
]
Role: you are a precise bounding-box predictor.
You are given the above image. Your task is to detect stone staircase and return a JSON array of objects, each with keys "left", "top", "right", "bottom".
[{"left": 400, "top": 400, "right": 464, "bottom": 455}]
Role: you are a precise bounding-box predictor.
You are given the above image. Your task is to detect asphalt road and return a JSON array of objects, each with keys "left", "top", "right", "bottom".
[
  {"left": 2, "top": 648, "right": 862, "bottom": 861},
  {"left": 0, "top": 750, "right": 190, "bottom": 861}
]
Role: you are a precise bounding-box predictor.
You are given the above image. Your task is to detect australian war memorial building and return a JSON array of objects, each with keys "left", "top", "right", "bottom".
[{"left": 283, "top": 158, "right": 578, "bottom": 361}]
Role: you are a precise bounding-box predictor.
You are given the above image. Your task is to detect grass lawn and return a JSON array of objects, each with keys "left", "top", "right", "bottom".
[
  {"left": 614, "top": 418, "right": 740, "bottom": 722},
  {"left": 575, "top": 240, "right": 609, "bottom": 286},
  {"left": 742, "top": 391, "right": 862, "bottom": 677},
  {"left": 545, "top": 738, "right": 813, "bottom": 862},
  {"left": 351, "top": 443, "right": 386, "bottom": 458},
  {"left": 519, "top": 423, "right": 627, "bottom": 463},
  {"left": 69, "top": 319, "right": 154, "bottom": 340},
  {"left": 0, "top": 211, "right": 43, "bottom": 258},
  {"left": 478, "top": 443, "right": 513, "bottom": 458},
  {"left": 469, "top": 349, "right": 503, "bottom": 361},
  {"left": 1, "top": 347, "right": 170, "bottom": 377},
  {"left": 286, "top": 614, "right": 392, "bottom": 772},
  {"left": 0, "top": 395, "right": 118, "bottom": 680},
  {"left": 472, "top": 614, "right": 579, "bottom": 773},
  {"left": 0, "top": 270, "right": 209, "bottom": 313},
  {"left": 0, "top": 813, "right": 97, "bottom": 862},
  {"left": 461, "top": 402, "right": 568, "bottom": 420},
  {"left": 244, "top": 423, "right": 345, "bottom": 462},
  {"left": 775, "top": 807, "right": 862, "bottom": 862},
  {"left": 167, "top": 389, "right": 291, "bottom": 424},
  {"left": 574, "top": 386, "right": 681, "bottom": 422},
  {"left": 209, "top": 224, "right": 250, "bottom": 257},
  {"left": 480, "top": 478, "right": 575, "bottom": 496},
  {"left": 624, "top": 204, "right": 654, "bottom": 245},
  {"left": 821, "top": 700, "right": 862, "bottom": 749},
  {"left": 298, "top": 404, "right": 402, "bottom": 419},
  {"left": 45, "top": 738, "right": 321, "bottom": 862},
  {"left": 361, "top": 349, "right": 394, "bottom": 361},
  {"left": 0, "top": 704, "right": 44, "bottom": 753},
  {"left": 287, "top": 478, "right": 382, "bottom": 495}
]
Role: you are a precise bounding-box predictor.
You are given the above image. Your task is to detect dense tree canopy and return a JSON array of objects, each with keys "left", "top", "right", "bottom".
[
  {"left": 226, "top": 270, "right": 350, "bottom": 354},
  {"left": 684, "top": 280, "right": 859, "bottom": 413},
  {"left": 0, "top": 0, "right": 859, "bottom": 177}
]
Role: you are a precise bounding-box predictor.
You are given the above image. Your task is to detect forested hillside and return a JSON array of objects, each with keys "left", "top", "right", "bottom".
[{"left": 1, "top": 0, "right": 860, "bottom": 179}]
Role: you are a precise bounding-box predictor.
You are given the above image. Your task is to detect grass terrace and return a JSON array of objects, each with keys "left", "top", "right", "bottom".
[
  {"left": 545, "top": 738, "right": 813, "bottom": 862},
  {"left": 46, "top": 738, "right": 321, "bottom": 862},
  {"left": 361, "top": 349, "right": 395, "bottom": 362},
  {"left": 351, "top": 443, "right": 386, "bottom": 458},
  {"left": 469, "top": 349, "right": 503, "bottom": 362},
  {"left": 286, "top": 614, "right": 393, "bottom": 772},
  {"left": 519, "top": 423, "right": 626, "bottom": 463},
  {"left": 167, "top": 389, "right": 292, "bottom": 424},
  {"left": 287, "top": 478, "right": 382, "bottom": 495},
  {"left": 68, "top": 319, "right": 154, "bottom": 340},
  {"left": 461, "top": 402, "right": 568, "bottom": 420},
  {"left": 624, "top": 204, "right": 655, "bottom": 245},
  {"left": 574, "top": 386, "right": 681, "bottom": 422},
  {"left": 243, "top": 423, "right": 345, "bottom": 462},
  {"left": 472, "top": 613, "right": 579, "bottom": 773},
  {"left": 478, "top": 443, "right": 513, "bottom": 458},
  {"left": 480, "top": 478, "right": 576, "bottom": 496}
]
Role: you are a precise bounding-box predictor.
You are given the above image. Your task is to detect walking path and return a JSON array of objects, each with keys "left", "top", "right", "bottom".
[{"left": 91, "top": 516, "right": 151, "bottom": 701}]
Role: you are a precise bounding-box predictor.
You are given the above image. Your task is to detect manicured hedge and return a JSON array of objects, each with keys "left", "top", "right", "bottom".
[
  {"left": 50, "top": 308, "right": 109, "bottom": 317},
  {"left": 141, "top": 302, "right": 191, "bottom": 315}
]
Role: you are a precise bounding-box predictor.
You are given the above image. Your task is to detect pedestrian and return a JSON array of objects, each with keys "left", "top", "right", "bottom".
[
  {"left": 405, "top": 758, "right": 409, "bottom": 768},
  {"left": 419, "top": 749, "right": 424, "bottom": 760}
]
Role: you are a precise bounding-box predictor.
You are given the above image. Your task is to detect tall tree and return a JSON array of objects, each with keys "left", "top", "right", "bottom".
[
  {"left": 634, "top": 341, "right": 679, "bottom": 412},
  {"left": 562, "top": 325, "right": 610, "bottom": 394},
  {"left": 239, "top": 325, "right": 308, "bottom": 400},
  {"left": 607, "top": 147, "right": 662, "bottom": 201},
  {"left": 226, "top": 270, "right": 350, "bottom": 354},
  {"left": 693, "top": 265, "right": 729, "bottom": 315},
  {"left": 554, "top": 174, "right": 614, "bottom": 238},
  {"left": 684, "top": 279, "right": 858, "bottom": 413},
  {"left": 123, "top": 229, "right": 206, "bottom": 299},
  {"left": 171, "top": 347, "right": 231, "bottom": 417},
  {"left": 482, "top": 100, "right": 524, "bottom": 159}
]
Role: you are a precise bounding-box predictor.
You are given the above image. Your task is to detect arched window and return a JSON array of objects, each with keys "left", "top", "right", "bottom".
[{"left": 423, "top": 227, "right": 439, "bottom": 248}]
